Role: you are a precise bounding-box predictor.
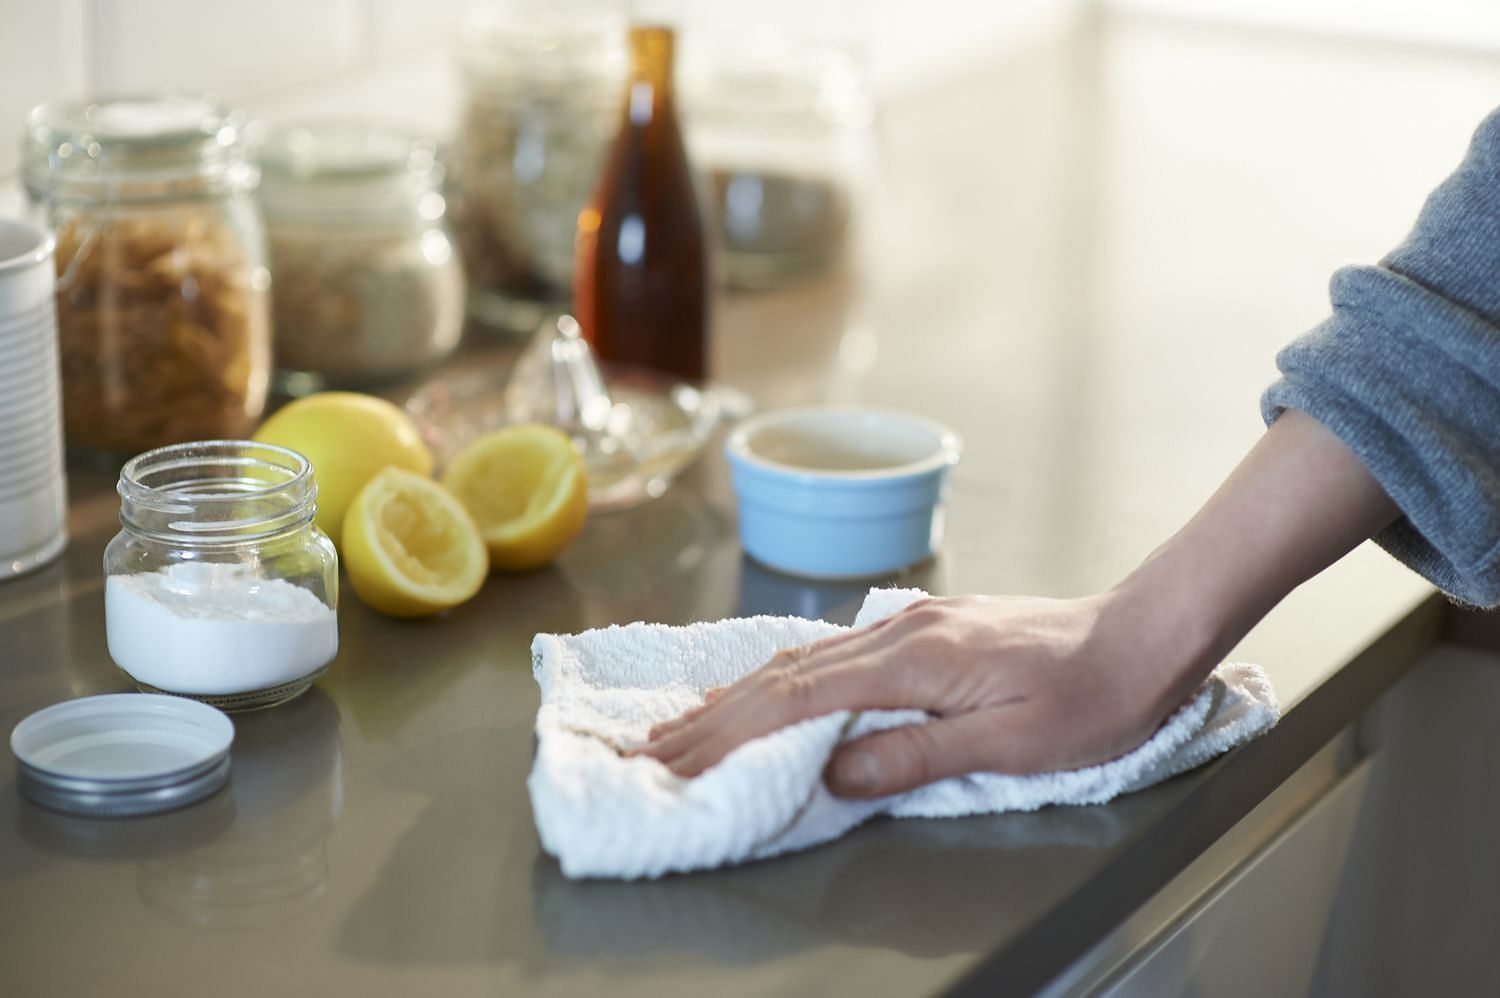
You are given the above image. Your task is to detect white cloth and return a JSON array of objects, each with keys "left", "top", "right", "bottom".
[{"left": 528, "top": 588, "right": 1280, "bottom": 880}]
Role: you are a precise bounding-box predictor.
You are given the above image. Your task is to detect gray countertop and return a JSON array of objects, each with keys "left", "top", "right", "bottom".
[{"left": 1, "top": 15, "right": 1492, "bottom": 997}]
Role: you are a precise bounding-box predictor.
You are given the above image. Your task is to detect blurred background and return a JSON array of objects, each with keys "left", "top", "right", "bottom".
[
  {"left": 5, "top": 0, "right": 1499, "bottom": 328},
  {"left": 6, "top": 0, "right": 1500, "bottom": 590},
  {"left": 5, "top": 1, "right": 1499, "bottom": 208},
  {"left": 0, "top": 0, "right": 1072, "bottom": 172},
  {"left": 5, "top": 0, "right": 1500, "bottom": 183}
]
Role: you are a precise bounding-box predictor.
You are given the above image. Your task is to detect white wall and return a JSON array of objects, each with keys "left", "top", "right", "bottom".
[
  {"left": 0, "top": 0, "right": 470, "bottom": 182},
  {"left": 1106, "top": 0, "right": 1500, "bottom": 50},
  {"left": 0, "top": 0, "right": 1081, "bottom": 189}
]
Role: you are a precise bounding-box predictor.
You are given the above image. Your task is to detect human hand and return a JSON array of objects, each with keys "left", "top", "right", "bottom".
[
  {"left": 638, "top": 410, "right": 1401, "bottom": 800},
  {"left": 633, "top": 593, "right": 1199, "bottom": 799}
]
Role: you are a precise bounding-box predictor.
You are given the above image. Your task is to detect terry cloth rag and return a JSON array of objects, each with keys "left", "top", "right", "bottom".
[{"left": 528, "top": 588, "right": 1279, "bottom": 880}]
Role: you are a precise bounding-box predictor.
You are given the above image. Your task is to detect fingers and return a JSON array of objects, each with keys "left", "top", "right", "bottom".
[
  {"left": 636, "top": 642, "right": 927, "bottom": 777},
  {"left": 646, "top": 685, "right": 731, "bottom": 740},
  {"left": 645, "top": 636, "right": 840, "bottom": 741},
  {"left": 642, "top": 617, "right": 904, "bottom": 744},
  {"left": 824, "top": 711, "right": 1029, "bottom": 798},
  {"left": 636, "top": 663, "right": 848, "bottom": 774},
  {"left": 824, "top": 698, "right": 1141, "bottom": 799},
  {"left": 647, "top": 705, "right": 705, "bottom": 741},
  {"left": 633, "top": 602, "right": 954, "bottom": 777}
]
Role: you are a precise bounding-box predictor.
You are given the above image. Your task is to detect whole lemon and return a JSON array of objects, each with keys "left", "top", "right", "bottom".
[{"left": 253, "top": 392, "right": 434, "bottom": 544}]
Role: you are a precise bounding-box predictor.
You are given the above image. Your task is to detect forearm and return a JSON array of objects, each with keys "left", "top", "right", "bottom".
[
  {"left": 645, "top": 413, "right": 1403, "bottom": 789},
  {"left": 1113, "top": 409, "right": 1400, "bottom": 709}
]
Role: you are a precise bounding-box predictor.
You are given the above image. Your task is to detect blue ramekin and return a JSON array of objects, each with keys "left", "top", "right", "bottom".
[{"left": 725, "top": 407, "right": 962, "bottom": 580}]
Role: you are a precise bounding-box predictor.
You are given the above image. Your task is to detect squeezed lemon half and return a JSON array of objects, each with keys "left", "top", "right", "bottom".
[
  {"left": 341, "top": 467, "right": 487, "bottom": 618},
  {"left": 441, "top": 425, "right": 588, "bottom": 572}
]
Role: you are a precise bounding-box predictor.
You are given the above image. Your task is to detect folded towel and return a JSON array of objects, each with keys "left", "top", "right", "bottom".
[{"left": 528, "top": 588, "right": 1280, "bottom": 880}]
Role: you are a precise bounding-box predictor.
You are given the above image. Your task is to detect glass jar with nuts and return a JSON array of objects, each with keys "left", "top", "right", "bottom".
[{"left": 23, "top": 94, "right": 271, "bottom": 458}]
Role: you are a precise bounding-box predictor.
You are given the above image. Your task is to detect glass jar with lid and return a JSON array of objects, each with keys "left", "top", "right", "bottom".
[
  {"left": 452, "top": 1, "right": 625, "bottom": 334},
  {"left": 22, "top": 94, "right": 272, "bottom": 457},
  {"left": 258, "top": 120, "right": 464, "bottom": 393},
  {"left": 103, "top": 440, "right": 339, "bottom": 711},
  {"left": 683, "top": 36, "right": 875, "bottom": 290}
]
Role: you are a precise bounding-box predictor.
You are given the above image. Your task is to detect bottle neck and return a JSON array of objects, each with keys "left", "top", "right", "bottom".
[{"left": 625, "top": 25, "right": 676, "bottom": 125}]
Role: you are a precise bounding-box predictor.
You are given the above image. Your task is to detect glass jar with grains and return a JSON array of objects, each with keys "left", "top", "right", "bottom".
[
  {"left": 23, "top": 95, "right": 271, "bottom": 457},
  {"left": 452, "top": 1, "right": 625, "bottom": 334},
  {"left": 258, "top": 121, "right": 464, "bottom": 392},
  {"left": 684, "top": 36, "right": 875, "bottom": 290}
]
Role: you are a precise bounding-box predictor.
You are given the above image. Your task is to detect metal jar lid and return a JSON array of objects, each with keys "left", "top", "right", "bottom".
[
  {"left": 23, "top": 94, "right": 257, "bottom": 204},
  {"left": 11, "top": 693, "right": 234, "bottom": 817}
]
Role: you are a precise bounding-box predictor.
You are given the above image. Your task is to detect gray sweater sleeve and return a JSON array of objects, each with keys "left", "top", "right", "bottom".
[{"left": 1262, "top": 107, "right": 1500, "bottom": 608}]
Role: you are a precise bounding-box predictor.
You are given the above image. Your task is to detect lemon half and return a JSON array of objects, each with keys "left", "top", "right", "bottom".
[
  {"left": 342, "top": 467, "right": 487, "bottom": 618},
  {"left": 441, "top": 425, "right": 588, "bottom": 572}
]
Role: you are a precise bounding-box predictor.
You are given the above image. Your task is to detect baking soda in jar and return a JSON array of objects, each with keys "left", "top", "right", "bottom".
[
  {"left": 106, "top": 562, "right": 337, "bottom": 696},
  {"left": 104, "top": 441, "right": 339, "bottom": 711}
]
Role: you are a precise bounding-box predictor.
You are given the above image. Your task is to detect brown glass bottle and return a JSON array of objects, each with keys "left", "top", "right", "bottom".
[{"left": 573, "top": 24, "right": 708, "bottom": 381}]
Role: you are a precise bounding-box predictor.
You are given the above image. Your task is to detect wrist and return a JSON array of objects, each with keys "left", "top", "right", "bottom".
[
  {"left": 1105, "top": 413, "right": 1400, "bottom": 703},
  {"left": 1103, "top": 545, "right": 1239, "bottom": 706}
]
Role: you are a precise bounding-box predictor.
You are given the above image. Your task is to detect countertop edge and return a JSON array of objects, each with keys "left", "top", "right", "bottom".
[{"left": 943, "top": 590, "right": 1452, "bottom": 997}]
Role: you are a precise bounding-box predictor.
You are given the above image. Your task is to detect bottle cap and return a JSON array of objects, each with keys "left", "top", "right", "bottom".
[{"left": 11, "top": 693, "right": 233, "bottom": 818}]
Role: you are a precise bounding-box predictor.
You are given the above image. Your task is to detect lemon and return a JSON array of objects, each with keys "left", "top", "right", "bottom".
[
  {"left": 441, "top": 425, "right": 588, "bottom": 572},
  {"left": 253, "top": 392, "right": 433, "bottom": 544},
  {"left": 341, "top": 467, "right": 487, "bottom": 618}
]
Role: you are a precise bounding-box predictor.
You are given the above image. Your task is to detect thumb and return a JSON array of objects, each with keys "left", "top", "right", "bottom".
[{"left": 825, "top": 714, "right": 997, "bottom": 799}]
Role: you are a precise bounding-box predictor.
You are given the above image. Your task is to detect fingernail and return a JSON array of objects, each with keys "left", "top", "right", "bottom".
[{"left": 831, "top": 749, "right": 881, "bottom": 795}]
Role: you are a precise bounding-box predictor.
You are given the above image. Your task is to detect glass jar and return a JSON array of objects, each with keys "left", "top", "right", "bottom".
[
  {"left": 683, "top": 36, "right": 875, "bottom": 290},
  {"left": 258, "top": 121, "right": 464, "bottom": 393},
  {"left": 103, "top": 440, "right": 339, "bottom": 711},
  {"left": 452, "top": 1, "right": 625, "bottom": 334},
  {"left": 22, "top": 95, "right": 272, "bottom": 458}
]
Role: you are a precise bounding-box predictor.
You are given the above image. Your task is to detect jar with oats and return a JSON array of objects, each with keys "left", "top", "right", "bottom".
[
  {"left": 22, "top": 94, "right": 271, "bottom": 458},
  {"left": 257, "top": 120, "right": 463, "bottom": 392}
]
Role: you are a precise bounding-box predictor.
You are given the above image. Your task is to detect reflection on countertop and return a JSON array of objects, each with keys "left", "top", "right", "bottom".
[
  {"left": 734, "top": 552, "right": 949, "bottom": 623},
  {"left": 17, "top": 689, "right": 344, "bottom": 930},
  {"left": 528, "top": 793, "right": 1139, "bottom": 965},
  {"left": 140, "top": 689, "right": 343, "bottom": 929}
]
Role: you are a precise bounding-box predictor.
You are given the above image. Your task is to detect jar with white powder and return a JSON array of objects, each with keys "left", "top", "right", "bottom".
[{"left": 104, "top": 441, "right": 339, "bottom": 710}]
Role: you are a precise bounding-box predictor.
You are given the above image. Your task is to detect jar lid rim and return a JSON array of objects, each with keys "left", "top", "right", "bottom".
[
  {"left": 118, "top": 440, "right": 313, "bottom": 506},
  {"left": 23, "top": 93, "right": 252, "bottom": 198},
  {"left": 256, "top": 118, "right": 439, "bottom": 183},
  {"left": 28, "top": 94, "right": 238, "bottom": 146}
]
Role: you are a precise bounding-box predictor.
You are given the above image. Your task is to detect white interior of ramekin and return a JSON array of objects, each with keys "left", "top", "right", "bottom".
[{"left": 727, "top": 407, "right": 962, "bottom": 480}]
